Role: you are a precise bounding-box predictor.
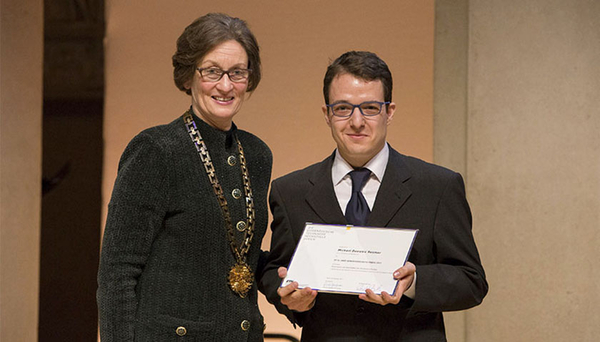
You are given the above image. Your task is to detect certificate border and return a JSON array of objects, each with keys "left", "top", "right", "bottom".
[{"left": 281, "top": 222, "right": 419, "bottom": 296}]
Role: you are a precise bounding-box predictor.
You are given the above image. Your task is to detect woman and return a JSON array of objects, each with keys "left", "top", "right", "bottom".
[{"left": 97, "top": 13, "right": 272, "bottom": 341}]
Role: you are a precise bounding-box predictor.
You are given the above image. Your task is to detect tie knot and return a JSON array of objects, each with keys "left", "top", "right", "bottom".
[{"left": 349, "top": 168, "right": 371, "bottom": 193}]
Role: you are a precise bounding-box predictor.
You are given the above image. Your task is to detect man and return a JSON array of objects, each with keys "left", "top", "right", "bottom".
[{"left": 259, "top": 51, "right": 488, "bottom": 341}]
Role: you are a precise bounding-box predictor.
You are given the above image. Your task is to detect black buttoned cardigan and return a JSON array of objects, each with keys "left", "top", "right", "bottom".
[{"left": 98, "top": 111, "right": 272, "bottom": 342}]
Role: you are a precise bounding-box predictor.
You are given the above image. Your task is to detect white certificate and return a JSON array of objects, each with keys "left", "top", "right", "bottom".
[{"left": 281, "top": 223, "right": 418, "bottom": 295}]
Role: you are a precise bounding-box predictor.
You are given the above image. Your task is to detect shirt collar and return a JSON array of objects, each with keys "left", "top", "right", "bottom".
[{"left": 332, "top": 143, "right": 389, "bottom": 185}]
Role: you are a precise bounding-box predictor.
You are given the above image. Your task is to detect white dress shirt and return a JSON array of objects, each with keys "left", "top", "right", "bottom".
[
  {"left": 332, "top": 143, "right": 389, "bottom": 212},
  {"left": 331, "top": 143, "right": 416, "bottom": 299}
]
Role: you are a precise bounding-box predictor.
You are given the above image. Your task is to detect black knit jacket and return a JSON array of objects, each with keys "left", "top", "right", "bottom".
[{"left": 97, "top": 111, "right": 272, "bottom": 342}]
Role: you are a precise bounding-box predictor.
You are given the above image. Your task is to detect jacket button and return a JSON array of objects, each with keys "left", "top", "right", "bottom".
[
  {"left": 175, "top": 326, "right": 187, "bottom": 336},
  {"left": 241, "top": 319, "right": 251, "bottom": 331},
  {"left": 236, "top": 220, "right": 247, "bottom": 232},
  {"left": 227, "top": 155, "right": 237, "bottom": 166},
  {"left": 232, "top": 188, "right": 242, "bottom": 199}
]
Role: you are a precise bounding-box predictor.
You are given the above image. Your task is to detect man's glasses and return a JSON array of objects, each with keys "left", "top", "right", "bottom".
[
  {"left": 326, "top": 101, "right": 390, "bottom": 118},
  {"left": 197, "top": 67, "right": 251, "bottom": 83}
]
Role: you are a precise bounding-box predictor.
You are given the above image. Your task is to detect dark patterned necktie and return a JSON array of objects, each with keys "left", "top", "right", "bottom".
[{"left": 344, "top": 168, "right": 371, "bottom": 226}]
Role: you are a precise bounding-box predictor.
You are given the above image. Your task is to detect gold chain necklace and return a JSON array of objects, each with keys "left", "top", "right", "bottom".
[{"left": 183, "top": 110, "right": 255, "bottom": 298}]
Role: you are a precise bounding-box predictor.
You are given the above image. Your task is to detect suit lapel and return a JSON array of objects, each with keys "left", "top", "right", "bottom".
[
  {"left": 305, "top": 153, "right": 347, "bottom": 224},
  {"left": 367, "top": 149, "right": 413, "bottom": 227}
]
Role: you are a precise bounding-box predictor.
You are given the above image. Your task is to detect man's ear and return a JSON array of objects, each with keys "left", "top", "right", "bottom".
[
  {"left": 323, "top": 105, "right": 332, "bottom": 126},
  {"left": 385, "top": 102, "right": 396, "bottom": 125}
]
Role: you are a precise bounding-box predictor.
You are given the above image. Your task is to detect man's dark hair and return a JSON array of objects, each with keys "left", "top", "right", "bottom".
[{"left": 323, "top": 51, "right": 393, "bottom": 104}]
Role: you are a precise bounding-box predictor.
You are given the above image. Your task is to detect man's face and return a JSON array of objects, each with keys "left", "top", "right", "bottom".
[{"left": 323, "top": 73, "right": 395, "bottom": 168}]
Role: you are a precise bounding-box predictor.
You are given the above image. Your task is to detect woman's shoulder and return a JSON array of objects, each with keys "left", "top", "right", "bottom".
[
  {"left": 131, "top": 116, "right": 188, "bottom": 148},
  {"left": 236, "top": 129, "right": 273, "bottom": 178},
  {"left": 116, "top": 117, "right": 189, "bottom": 170},
  {"left": 237, "top": 129, "right": 272, "bottom": 155}
]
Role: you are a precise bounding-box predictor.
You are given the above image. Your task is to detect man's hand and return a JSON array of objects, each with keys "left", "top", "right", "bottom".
[
  {"left": 358, "top": 261, "right": 416, "bottom": 305},
  {"left": 276, "top": 267, "right": 317, "bottom": 312}
]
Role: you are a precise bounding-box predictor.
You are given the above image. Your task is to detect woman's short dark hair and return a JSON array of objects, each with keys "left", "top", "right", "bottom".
[
  {"left": 172, "top": 13, "right": 261, "bottom": 95},
  {"left": 323, "top": 51, "right": 393, "bottom": 104}
]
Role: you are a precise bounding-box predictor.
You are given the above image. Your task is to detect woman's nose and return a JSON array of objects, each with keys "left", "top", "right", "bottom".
[{"left": 216, "top": 73, "right": 234, "bottom": 91}]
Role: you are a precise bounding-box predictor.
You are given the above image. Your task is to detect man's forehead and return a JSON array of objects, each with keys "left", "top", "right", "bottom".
[{"left": 329, "top": 74, "right": 385, "bottom": 98}]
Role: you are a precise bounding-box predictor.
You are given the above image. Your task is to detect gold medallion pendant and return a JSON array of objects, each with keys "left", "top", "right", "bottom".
[{"left": 228, "top": 263, "right": 254, "bottom": 298}]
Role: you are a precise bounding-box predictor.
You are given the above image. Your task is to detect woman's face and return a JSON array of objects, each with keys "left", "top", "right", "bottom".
[{"left": 186, "top": 40, "right": 249, "bottom": 131}]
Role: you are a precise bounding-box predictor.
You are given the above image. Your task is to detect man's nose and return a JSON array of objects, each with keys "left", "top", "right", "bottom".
[{"left": 349, "top": 107, "right": 365, "bottom": 127}]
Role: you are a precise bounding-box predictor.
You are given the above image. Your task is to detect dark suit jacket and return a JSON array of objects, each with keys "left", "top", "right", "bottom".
[{"left": 259, "top": 146, "right": 488, "bottom": 342}]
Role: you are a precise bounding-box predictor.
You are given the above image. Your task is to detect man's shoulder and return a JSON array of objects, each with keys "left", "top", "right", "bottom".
[
  {"left": 389, "top": 149, "right": 461, "bottom": 180},
  {"left": 274, "top": 161, "right": 322, "bottom": 183},
  {"left": 273, "top": 156, "right": 331, "bottom": 186}
]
